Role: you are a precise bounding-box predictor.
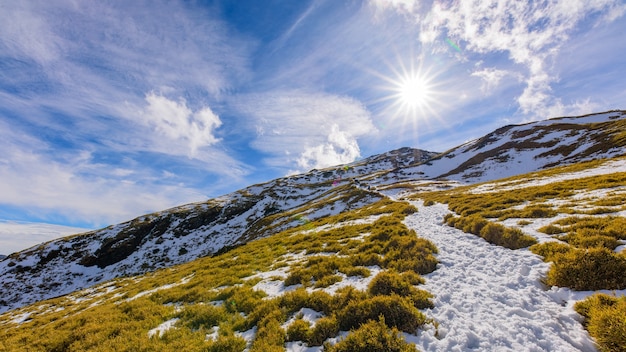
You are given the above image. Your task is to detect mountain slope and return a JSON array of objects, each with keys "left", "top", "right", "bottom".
[
  {"left": 1, "top": 110, "right": 625, "bottom": 317},
  {"left": 403, "top": 110, "right": 626, "bottom": 183},
  {"left": 1, "top": 154, "right": 625, "bottom": 351}
]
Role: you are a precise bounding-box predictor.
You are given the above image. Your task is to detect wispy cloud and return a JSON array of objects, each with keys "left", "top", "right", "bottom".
[
  {"left": 471, "top": 67, "right": 519, "bottom": 95},
  {"left": 0, "top": 142, "right": 207, "bottom": 227},
  {"left": 233, "top": 91, "right": 376, "bottom": 172},
  {"left": 372, "top": 0, "right": 626, "bottom": 118},
  {"left": 0, "top": 221, "right": 90, "bottom": 255},
  {"left": 0, "top": 1, "right": 253, "bottom": 226}
]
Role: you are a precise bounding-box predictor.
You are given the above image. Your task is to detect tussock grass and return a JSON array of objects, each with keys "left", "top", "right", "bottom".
[
  {"left": 575, "top": 294, "right": 626, "bottom": 352},
  {"left": 545, "top": 248, "right": 626, "bottom": 291},
  {"left": 337, "top": 294, "right": 428, "bottom": 333},
  {"left": 285, "top": 318, "right": 310, "bottom": 342},
  {"left": 445, "top": 214, "right": 537, "bottom": 249},
  {"left": 324, "top": 317, "right": 417, "bottom": 352}
]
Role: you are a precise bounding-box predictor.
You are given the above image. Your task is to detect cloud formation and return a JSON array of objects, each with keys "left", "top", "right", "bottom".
[
  {"left": 141, "top": 93, "right": 222, "bottom": 157},
  {"left": 0, "top": 1, "right": 251, "bottom": 226},
  {"left": 0, "top": 221, "right": 90, "bottom": 255},
  {"left": 234, "top": 91, "right": 376, "bottom": 172},
  {"left": 373, "top": 0, "right": 626, "bottom": 118}
]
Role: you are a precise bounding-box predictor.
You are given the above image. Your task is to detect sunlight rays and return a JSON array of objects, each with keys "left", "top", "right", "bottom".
[{"left": 371, "top": 55, "right": 449, "bottom": 143}]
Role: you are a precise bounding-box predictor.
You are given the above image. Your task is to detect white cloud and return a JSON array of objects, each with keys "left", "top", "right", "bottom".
[
  {"left": 471, "top": 68, "right": 513, "bottom": 94},
  {"left": 141, "top": 93, "right": 222, "bottom": 157},
  {"left": 0, "top": 147, "right": 207, "bottom": 227},
  {"left": 0, "top": 221, "right": 90, "bottom": 255},
  {"left": 370, "top": 0, "right": 421, "bottom": 13},
  {"left": 376, "top": 0, "right": 625, "bottom": 118},
  {"left": 0, "top": 0, "right": 250, "bottom": 157},
  {"left": 234, "top": 91, "right": 376, "bottom": 171},
  {"left": 297, "top": 125, "right": 362, "bottom": 170}
]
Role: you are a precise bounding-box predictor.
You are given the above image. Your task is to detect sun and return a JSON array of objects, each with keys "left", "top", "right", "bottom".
[
  {"left": 375, "top": 59, "right": 440, "bottom": 122},
  {"left": 396, "top": 73, "right": 432, "bottom": 110}
]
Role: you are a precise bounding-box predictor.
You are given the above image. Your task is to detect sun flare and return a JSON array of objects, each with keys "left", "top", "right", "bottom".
[{"left": 397, "top": 74, "right": 432, "bottom": 109}]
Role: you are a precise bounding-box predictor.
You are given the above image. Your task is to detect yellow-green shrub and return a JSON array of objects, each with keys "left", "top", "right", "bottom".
[
  {"left": 179, "top": 304, "right": 226, "bottom": 330},
  {"left": 206, "top": 335, "right": 247, "bottom": 352},
  {"left": 307, "top": 316, "right": 339, "bottom": 346},
  {"left": 337, "top": 295, "right": 427, "bottom": 333},
  {"left": 285, "top": 318, "right": 311, "bottom": 342},
  {"left": 478, "top": 222, "right": 537, "bottom": 249},
  {"left": 530, "top": 241, "right": 573, "bottom": 262},
  {"left": 382, "top": 236, "right": 438, "bottom": 274},
  {"left": 546, "top": 248, "right": 626, "bottom": 290},
  {"left": 250, "top": 313, "right": 285, "bottom": 352},
  {"left": 367, "top": 271, "right": 433, "bottom": 309},
  {"left": 574, "top": 294, "right": 626, "bottom": 352},
  {"left": 325, "top": 317, "right": 416, "bottom": 352},
  {"left": 563, "top": 232, "right": 619, "bottom": 250},
  {"left": 538, "top": 224, "right": 564, "bottom": 235}
]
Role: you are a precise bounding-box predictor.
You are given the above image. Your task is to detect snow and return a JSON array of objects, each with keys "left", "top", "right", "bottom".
[
  {"left": 125, "top": 274, "right": 193, "bottom": 302},
  {"left": 148, "top": 318, "right": 179, "bottom": 338},
  {"left": 321, "top": 266, "right": 382, "bottom": 295},
  {"left": 206, "top": 326, "right": 219, "bottom": 341},
  {"left": 471, "top": 158, "right": 626, "bottom": 194},
  {"left": 282, "top": 307, "right": 324, "bottom": 330},
  {"left": 402, "top": 201, "right": 598, "bottom": 352}
]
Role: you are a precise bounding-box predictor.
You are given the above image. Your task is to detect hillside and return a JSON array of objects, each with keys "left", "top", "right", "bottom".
[
  {"left": 1, "top": 110, "right": 626, "bottom": 351},
  {"left": 1, "top": 154, "right": 625, "bottom": 351}
]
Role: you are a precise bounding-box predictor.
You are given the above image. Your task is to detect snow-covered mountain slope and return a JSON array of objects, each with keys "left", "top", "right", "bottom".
[
  {"left": 402, "top": 110, "right": 626, "bottom": 183},
  {"left": 0, "top": 178, "right": 384, "bottom": 313},
  {"left": 1, "top": 110, "right": 624, "bottom": 316},
  {"left": 2, "top": 154, "right": 625, "bottom": 351}
]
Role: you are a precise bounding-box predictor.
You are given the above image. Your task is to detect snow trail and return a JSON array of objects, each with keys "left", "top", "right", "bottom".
[{"left": 404, "top": 201, "right": 597, "bottom": 352}]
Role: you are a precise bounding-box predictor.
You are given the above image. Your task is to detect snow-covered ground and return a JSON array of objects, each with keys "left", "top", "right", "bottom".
[
  {"left": 403, "top": 201, "right": 598, "bottom": 352},
  {"left": 471, "top": 157, "right": 626, "bottom": 194}
]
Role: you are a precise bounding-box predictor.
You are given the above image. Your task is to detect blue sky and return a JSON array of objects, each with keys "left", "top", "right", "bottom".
[{"left": 1, "top": 0, "right": 625, "bottom": 253}]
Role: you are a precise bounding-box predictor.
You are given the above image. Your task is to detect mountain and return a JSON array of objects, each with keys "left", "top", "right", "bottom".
[
  {"left": 0, "top": 254, "right": 5, "bottom": 260},
  {"left": 1, "top": 110, "right": 625, "bottom": 351},
  {"left": 1, "top": 147, "right": 436, "bottom": 313},
  {"left": 1, "top": 147, "right": 624, "bottom": 351},
  {"left": 1, "top": 110, "right": 625, "bottom": 315}
]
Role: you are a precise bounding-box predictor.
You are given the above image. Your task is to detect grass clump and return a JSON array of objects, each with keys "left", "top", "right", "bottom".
[
  {"left": 249, "top": 306, "right": 285, "bottom": 352},
  {"left": 530, "top": 241, "right": 573, "bottom": 262},
  {"left": 479, "top": 223, "right": 537, "bottom": 249},
  {"left": 446, "top": 215, "right": 537, "bottom": 249},
  {"left": 206, "top": 336, "right": 247, "bottom": 352},
  {"left": 545, "top": 248, "right": 626, "bottom": 291},
  {"left": 337, "top": 294, "right": 428, "bottom": 333},
  {"left": 574, "top": 294, "right": 626, "bottom": 352},
  {"left": 538, "top": 224, "right": 564, "bottom": 235},
  {"left": 367, "top": 271, "right": 433, "bottom": 309},
  {"left": 178, "top": 304, "right": 226, "bottom": 330},
  {"left": 325, "top": 317, "right": 416, "bottom": 352},
  {"left": 285, "top": 318, "right": 311, "bottom": 342},
  {"left": 307, "top": 316, "right": 339, "bottom": 346}
]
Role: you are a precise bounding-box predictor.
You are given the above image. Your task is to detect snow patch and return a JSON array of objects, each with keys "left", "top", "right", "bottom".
[{"left": 148, "top": 318, "right": 179, "bottom": 338}]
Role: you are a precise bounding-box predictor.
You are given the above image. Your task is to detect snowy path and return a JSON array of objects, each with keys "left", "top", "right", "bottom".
[{"left": 403, "top": 201, "right": 597, "bottom": 352}]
